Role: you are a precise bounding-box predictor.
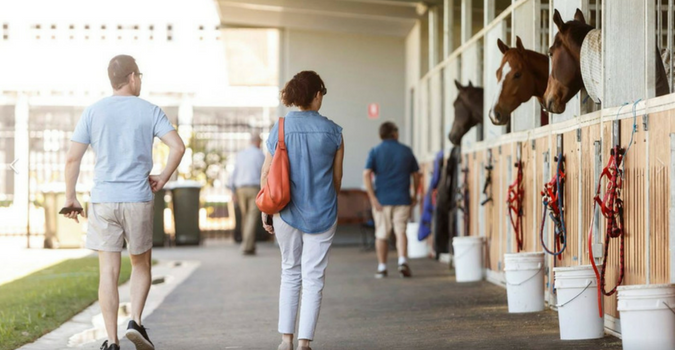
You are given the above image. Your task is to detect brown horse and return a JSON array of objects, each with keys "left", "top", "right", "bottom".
[
  {"left": 449, "top": 80, "right": 483, "bottom": 145},
  {"left": 489, "top": 36, "right": 549, "bottom": 125},
  {"left": 544, "top": 9, "right": 669, "bottom": 114},
  {"left": 543, "top": 9, "right": 594, "bottom": 114}
]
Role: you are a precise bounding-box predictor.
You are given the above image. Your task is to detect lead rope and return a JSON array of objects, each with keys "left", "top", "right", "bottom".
[
  {"left": 457, "top": 166, "right": 470, "bottom": 235},
  {"left": 507, "top": 160, "right": 524, "bottom": 252},
  {"left": 587, "top": 145, "right": 626, "bottom": 318},
  {"left": 540, "top": 153, "right": 567, "bottom": 259}
]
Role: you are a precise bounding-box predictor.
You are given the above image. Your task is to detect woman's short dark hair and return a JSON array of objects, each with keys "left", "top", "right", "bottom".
[
  {"left": 379, "top": 122, "right": 398, "bottom": 140},
  {"left": 280, "top": 71, "right": 326, "bottom": 109}
]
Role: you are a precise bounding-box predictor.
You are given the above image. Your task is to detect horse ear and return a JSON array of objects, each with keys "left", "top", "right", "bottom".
[
  {"left": 574, "top": 9, "right": 586, "bottom": 24},
  {"left": 454, "top": 79, "right": 464, "bottom": 91},
  {"left": 553, "top": 9, "right": 564, "bottom": 31},
  {"left": 467, "top": 80, "right": 474, "bottom": 88},
  {"left": 515, "top": 36, "right": 525, "bottom": 52},
  {"left": 497, "top": 39, "right": 509, "bottom": 54}
]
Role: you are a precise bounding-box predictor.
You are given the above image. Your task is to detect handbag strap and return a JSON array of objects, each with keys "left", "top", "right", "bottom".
[{"left": 278, "top": 117, "right": 286, "bottom": 150}]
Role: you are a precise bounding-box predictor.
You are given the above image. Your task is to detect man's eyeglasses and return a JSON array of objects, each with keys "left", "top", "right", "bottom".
[
  {"left": 127, "top": 72, "right": 143, "bottom": 79},
  {"left": 320, "top": 87, "right": 327, "bottom": 96}
]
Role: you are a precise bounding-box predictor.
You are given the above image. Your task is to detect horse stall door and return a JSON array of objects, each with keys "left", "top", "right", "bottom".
[
  {"left": 484, "top": 21, "right": 508, "bottom": 138},
  {"left": 549, "top": 0, "right": 589, "bottom": 123},
  {"left": 445, "top": 58, "right": 460, "bottom": 150},
  {"left": 511, "top": 0, "right": 540, "bottom": 132},
  {"left": 461, "top": 40, "right": 483, "bottom": 147},
  {"left": 602, "top": 0, "right": 656, "bottom": 107}
]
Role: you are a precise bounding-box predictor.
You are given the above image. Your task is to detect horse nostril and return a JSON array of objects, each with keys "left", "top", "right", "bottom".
[{"left": 547, "top": 100, "right": 553, "bottom": 112}]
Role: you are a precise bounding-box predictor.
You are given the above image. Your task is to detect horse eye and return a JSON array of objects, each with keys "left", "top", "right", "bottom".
[{"left": 514, "top": 72, "right": 522, "bottom": 79}]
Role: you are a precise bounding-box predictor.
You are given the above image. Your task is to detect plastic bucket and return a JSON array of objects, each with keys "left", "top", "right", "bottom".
[
  {"left": 617, "top": 284, "right": 675, "bottom": 350},
  {"left": 504, "top": 252, "right": 545, "bottom": 313},
  {"left": 452, "top": 236, "right": 483, "bottom": 282},
  {"left": 553, "top": 265, "right": 604, "bottom": 340},
  {"left": 406, "top": 222, "right": 428, "bottom": 259}
]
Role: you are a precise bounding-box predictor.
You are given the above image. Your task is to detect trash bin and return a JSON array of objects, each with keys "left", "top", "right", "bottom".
[
  {"left": 152, "top": 189, "right": 167, "bottom": 247},
  {"left": 167, "top": 181, "right": 202, "bottom": 246},
  {"left": 42, "top": 184, "right": 86, "bottom": 249}
]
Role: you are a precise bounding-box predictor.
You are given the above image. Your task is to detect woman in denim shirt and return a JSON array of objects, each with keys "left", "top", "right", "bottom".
[{"left": 261, "top": 71, "right": 344, "bottom": 350}]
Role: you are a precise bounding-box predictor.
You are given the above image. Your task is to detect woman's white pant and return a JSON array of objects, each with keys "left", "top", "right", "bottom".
[{"left": 274, "top": 216, "right": 336, "bottom": 341}]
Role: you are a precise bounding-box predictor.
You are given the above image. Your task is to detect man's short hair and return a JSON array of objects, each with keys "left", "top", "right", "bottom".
[
  {"left": 108, "top": 55, "right": 139, "bottom": 90},
  {"left": 379, "top": 122, "right": 398, "bottom": 140}
]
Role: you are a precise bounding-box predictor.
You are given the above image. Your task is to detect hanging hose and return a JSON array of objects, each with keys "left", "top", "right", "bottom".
[
  {"left": 540, "top": 153, "right": 567, "bottom": 259},
  {"left": 507, "top": 160, "right": 524, "bottom": 252},
  {"left": 587, "top": 145, "right": 626, "bottom": 318}
]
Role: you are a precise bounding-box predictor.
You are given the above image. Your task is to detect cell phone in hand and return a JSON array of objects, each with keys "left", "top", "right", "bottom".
[
  {"left": 59, "top": 207, "right": 83, "bottom": 215},
  {"left": 265, "top": 214, "right": 273, "bottom": 226}
]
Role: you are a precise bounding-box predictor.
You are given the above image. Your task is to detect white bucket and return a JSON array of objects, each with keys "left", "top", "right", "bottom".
[
  {"left": 406, "top": 222, "right": 428, "bottom": 259},
  {"left": 617, "top": 284, "right": 675, "bottom": 350},
  {"left": 452, "top": 236, "right": 483, "bottom": 282},
  {"left": 504, "top": 252, "right": 545, "bottom": 313},
  {"left": 553, "top": 265, "right": 604, "bottom": 340}
]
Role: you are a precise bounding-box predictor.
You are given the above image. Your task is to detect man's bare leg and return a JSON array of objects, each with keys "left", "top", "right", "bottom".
[
  {"left": 130, "top": 249, "right": 152, "bottom": 324},
  {"left": 99, "top": 251, "right": 122, "bottom": 345}
]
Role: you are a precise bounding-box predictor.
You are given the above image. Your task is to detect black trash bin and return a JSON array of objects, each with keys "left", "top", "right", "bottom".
[
  {"left": 152, "top": 189, "right": 166, "bottom": 247},
  {"left": 167, "top": 181, "right": 202, "bottom": 246}
]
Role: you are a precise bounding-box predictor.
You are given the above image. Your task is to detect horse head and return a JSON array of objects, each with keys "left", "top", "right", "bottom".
[
  {"left": 449, "top": 80, "right": 484, "bottom": 146},
  {"left": 543, "top": 9, "right": 594, "bottom": 114},
  {"left": 489, "top": 36, "right": 549, "bottom": 125}
]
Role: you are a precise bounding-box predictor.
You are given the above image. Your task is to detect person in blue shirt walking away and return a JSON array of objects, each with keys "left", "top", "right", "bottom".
[
  {"left": 62, "top": 55, "right": 185, "bottom": 350},
  {"left": 261, "top": 71, "right": 344, "bottom": 350},
  {"left": 363, "top": 122, "right": 421, "bottom": 279},
  {"left": 229, "top": 133, "right": 265, "bottom": 255}
]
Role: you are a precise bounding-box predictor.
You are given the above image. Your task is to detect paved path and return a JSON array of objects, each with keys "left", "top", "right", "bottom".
[
  {"left": 0, "top": 236, "right": 91, "bottom": 286},
  {"left": 111, "top": 241, "right": 621, "bottom": 350}
]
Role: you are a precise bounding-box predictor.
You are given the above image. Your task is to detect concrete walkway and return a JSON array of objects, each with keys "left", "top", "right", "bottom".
[
  {"left": 0, "top": 236, "right": 91, "bottom": 286},
  {"left": 99, "top": 240, "right": 620, "bottom": 350}
]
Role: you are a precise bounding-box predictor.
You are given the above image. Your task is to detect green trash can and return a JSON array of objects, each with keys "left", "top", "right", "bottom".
[
  {"left": 42, "top": 185, "right": 86, "bottom": 249},
  {"left": 153, "top": 189, "right": 167, "bottom": 247},
  {"left": 168, "top": 181, "right": 202, "bottom": 246}
]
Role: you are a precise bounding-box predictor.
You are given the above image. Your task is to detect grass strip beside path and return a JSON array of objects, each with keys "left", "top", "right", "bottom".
[{"left": 0, "top": 256, "right": 132, "bottom": 350}]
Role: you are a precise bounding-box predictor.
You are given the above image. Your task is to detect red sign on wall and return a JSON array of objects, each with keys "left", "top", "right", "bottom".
[{"left": 368, "top": 103, "right": 380, "bottom": 119}]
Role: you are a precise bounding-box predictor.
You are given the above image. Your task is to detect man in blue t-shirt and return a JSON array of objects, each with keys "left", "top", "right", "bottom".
[
  {"left": 364, "top": 122, "right": 421, "bottom": 278},
  {"left": 62, "top": 55, "right": 185, "bottom": 350}
]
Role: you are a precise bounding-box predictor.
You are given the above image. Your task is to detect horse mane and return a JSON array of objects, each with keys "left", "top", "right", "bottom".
[{"left": 564, "top": 21, "right": 594, "bottom": 47}]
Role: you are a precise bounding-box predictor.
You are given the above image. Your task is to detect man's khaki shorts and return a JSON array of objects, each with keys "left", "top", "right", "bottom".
[
  {"left": 372, "top": 205, "right": 411, "bottom": 240},
  {"left": 86, "top": 202, "right": 154, "bottom": 255}
]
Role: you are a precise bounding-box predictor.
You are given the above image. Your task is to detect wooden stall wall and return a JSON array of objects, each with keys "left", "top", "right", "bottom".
[
  {"left": 520, "top": 140, "right": 536, "bottom": 253},
  {"left": 648, "top": 109, "right": 672, "bottom": 285},
  {"left": 580, "top": 124, "right": 601, "bottom": 266},
  {"left": 559, "top": 130, "right": 581, "bottom": 267},
  {"left": 485, "top": 147, "right": 504, "bottom": 272}
]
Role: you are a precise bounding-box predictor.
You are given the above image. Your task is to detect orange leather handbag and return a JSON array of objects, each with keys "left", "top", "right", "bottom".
[{"left": 256, "top": 117, "right": 291, "bottom": 214}]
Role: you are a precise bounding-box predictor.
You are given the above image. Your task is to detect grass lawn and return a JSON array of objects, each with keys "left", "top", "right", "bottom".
[{"left": 0, "top": 256, "right": 132, "bottom": 350}]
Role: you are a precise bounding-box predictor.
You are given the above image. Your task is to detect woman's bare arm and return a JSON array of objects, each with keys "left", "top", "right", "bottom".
[{"left": 333, "top": 137, "right": 345, "bottom": 193}]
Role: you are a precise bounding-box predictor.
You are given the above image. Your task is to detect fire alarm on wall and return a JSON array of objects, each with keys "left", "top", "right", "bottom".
[{"left": 368, "top": 103, "right": 379, "bottom": 119}]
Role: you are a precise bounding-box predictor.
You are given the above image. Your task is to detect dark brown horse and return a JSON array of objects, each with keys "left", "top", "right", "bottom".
[
  {"left": 489, "top": 36, "right": 549, "bottom": 125},
  {"left": 544, "top": 9, "right": 669, "bottom": 114},
  {"left": 449, "top": 80, "right": 483, "bottom": 145},
  {"left": 543, "top": 9, "right": 593, "bottom": 114}
]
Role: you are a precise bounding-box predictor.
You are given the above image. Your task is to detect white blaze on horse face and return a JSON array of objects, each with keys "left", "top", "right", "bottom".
[{"left": 490, "top": 62, "right": 511, "bottom": 123}]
